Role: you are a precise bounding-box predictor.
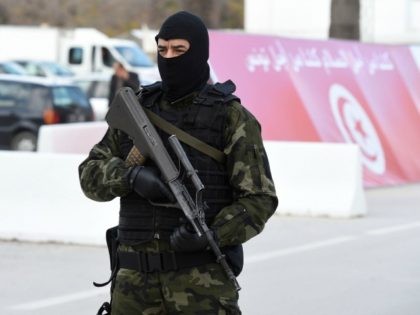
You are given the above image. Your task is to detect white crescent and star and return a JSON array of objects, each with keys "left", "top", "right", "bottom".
[{"left": 330, "top": 84, "right": 386, "bottom": 175}]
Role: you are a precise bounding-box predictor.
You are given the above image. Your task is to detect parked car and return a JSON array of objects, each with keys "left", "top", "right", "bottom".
[
  {"left": 0, "top": 61, "right": 27, "bottom": 75},
  {"left": 14, "top": 60, "right": 74, "bottom": 78},
  {"left": 74, "top": 74, "right": 111, "bottom": 120},
  {"left": 0, "top": 74, "right": 94, "bottom": 151}
]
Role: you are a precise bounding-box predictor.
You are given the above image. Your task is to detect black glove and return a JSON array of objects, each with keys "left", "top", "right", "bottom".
[
  {"left": 170, "top": 224, "right": 212, "bottom": 252},
  {"left": 128, "top": 166, "right": 175, "bottom": 202}
]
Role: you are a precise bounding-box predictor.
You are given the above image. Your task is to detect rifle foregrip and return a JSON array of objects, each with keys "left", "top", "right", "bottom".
[
  {"left": 205, "top": 231, "right": 242, "bottom": 291},
  {"left": 125, "top": 146, "right": 146, "bottom": 167}
]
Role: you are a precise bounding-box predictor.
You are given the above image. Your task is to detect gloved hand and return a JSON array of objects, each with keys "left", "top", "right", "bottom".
[
  {"left": 128, "top": 166, "right": 175, "bottom": 202},
  {"left": 170, "top": 224, "right": 212, "bottom": 252}
]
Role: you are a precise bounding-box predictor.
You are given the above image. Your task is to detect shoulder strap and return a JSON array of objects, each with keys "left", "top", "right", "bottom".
[
  {"left": 136, "top": 82, "right": 162, "bottom": 108},
  {"left": 194, "top": 80, "right": 240, "bottom": 106},
  {"left": 144, "top": 108, "right": 226, "bottom": 164}
]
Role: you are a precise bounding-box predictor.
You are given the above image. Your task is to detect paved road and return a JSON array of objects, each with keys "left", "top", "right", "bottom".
[{"left": 1, "top": 184, "right": 420, "bottom": 315}]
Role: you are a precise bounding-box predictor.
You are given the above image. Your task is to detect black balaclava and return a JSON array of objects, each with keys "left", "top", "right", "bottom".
[{"left": 155, "top": 11, "right": 210, "bottom": 102}]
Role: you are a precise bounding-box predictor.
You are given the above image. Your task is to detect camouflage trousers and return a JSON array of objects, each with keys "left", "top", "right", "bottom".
[{"left": 110, "top": 242, "right": 241, "bottom": 315}]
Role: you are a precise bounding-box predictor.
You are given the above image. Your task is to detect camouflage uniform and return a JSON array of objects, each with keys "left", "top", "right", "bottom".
[{"left": 79, "top": 93, "right": 278, "bottom": 314}]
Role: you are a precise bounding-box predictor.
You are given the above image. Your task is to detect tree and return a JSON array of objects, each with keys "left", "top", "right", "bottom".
[
  {"left": 0, "top": 4, "right": 9, "bottom": 23},
  {"left": 0, "top": 0, "right": 244, "bottom": 34},
  {"left": 182, "top": 0, "right": 224, "bottom": 28},
  {"left": 329, "top": 0, "right": 360, "bottom": 40}
]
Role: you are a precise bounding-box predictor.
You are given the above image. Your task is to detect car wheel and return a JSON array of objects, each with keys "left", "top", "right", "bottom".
[{"left": 11, "top": 132, "right": 37, "bottom": 151}]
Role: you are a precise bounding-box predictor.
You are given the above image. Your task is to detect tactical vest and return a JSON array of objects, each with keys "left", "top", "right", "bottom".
[{"left": 117, "top": 81, "right": 239, "bottom": 244}]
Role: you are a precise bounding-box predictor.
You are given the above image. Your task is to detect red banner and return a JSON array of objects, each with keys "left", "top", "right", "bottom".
[{"left": 209, "top": 31, "right": 420, "bottom": 186}]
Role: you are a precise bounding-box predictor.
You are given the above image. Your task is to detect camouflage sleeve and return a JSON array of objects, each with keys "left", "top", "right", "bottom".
[
  {"left": 211, "top": 101, "right": 278, "bottom": 247},
  {"left": 78, "top": 128, "right": 132, "bottom": 202}
]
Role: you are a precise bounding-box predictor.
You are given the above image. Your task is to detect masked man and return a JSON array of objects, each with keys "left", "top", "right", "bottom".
[{"left": 79, "top": 11, "right": 277, "bottom": 315}]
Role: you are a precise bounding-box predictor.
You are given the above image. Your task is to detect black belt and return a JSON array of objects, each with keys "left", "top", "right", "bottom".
[{"left": 118, "top": 250, "right": 216, "bottom": 273}]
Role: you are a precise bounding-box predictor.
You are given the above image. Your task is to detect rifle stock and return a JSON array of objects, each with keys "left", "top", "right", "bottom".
[{"left": 106, "top": 87, "right": 179, "bottom": 182}]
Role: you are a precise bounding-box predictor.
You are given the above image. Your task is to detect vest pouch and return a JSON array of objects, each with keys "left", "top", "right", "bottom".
[
  {"left": 93, "top": 226, "right": 119, "bottom": 287},
  {"left": 222, "top": 244, "right": 244, "bottom": 276},
  {"left": 105, "top": 226, "right": 119, "bottom": 272},
  {"left": 93, "top": 226, "right": 119, "bottom": 314}
]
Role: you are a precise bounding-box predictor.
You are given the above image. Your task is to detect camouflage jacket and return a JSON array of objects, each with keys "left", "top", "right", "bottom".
[{"left": 79, "top": 94, "right": 278, "bottom": 247}]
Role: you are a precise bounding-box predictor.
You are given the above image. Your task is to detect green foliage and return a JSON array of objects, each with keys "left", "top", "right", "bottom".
[{"left": 0, "top": 0, "right": 244, "bottom": 35}]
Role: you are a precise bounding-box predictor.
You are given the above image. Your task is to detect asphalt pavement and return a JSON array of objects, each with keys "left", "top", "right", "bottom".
[{"left": 1, "top": 184, "right": 420, "bottom": 315}]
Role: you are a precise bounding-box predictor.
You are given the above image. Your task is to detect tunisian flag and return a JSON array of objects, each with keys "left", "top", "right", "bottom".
[{"left": 209, "top": 31, "right": 420, "bottom": 187}]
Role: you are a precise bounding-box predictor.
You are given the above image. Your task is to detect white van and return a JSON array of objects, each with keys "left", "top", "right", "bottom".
[{"left": 0, "top": 26, "right": 160, "bottom": 84}]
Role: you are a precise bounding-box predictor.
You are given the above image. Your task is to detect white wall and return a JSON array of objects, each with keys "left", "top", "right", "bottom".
[
  {"left": 245, "top": 0, "right": 420, "bottom": 44},
  {"left": 245, "top": 0, "right": 331, "bottom": 39},
  {"left": 361, "top": 0, "right": 420, "bottom": 43}
]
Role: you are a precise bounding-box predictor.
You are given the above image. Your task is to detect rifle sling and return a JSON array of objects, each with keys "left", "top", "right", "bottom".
[{"left": 144, "top": 108, "right": 226, "bottom": 164}]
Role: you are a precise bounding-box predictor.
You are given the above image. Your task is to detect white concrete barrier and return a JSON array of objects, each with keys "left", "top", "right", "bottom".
[
  {"left": 37, "top": 122, "right": 108, "bottom": 154},
  {"left": 0, "top": 151, "right": 118, "bottom": 245},
  {"left": 265, "top": 141, "right": 367, "bottom": 218},
  {"left": 0, "top": 127, "right": 366, "bottom": 245}
]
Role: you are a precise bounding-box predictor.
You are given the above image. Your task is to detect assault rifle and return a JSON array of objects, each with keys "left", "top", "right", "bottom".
[{"left": 106, "top": 87, "right": 241, "bottom": 291}]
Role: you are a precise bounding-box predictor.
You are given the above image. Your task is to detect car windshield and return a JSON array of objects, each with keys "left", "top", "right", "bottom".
[
  {"left": 0, "top": 62, "right": 27, "bottom": 75},
  {"left": 52, "top": 86, "right": 90, "bottom": 108},
  {"left": 40, "top": 62, "right": 74, "bottom": 77},
  {"left": 114, "top": 45, "right": 154, "bottom": 67},
  {"left": 0, "top": 81, "right": 50, "bottom": 111}
]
